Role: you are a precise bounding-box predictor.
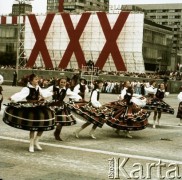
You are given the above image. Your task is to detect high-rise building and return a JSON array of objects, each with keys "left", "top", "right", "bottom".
[
  {"left": 138, "top": 4, "right": 182, "bottom": 56},
  {"left": 47, "top": 0, "right": 109, "bottom": 13},
  {"left": 12, "top": 2, "right": 32, "bottom": 15},
  {"left": 121, "top": 4, "right": 182, "bottom": 68}
]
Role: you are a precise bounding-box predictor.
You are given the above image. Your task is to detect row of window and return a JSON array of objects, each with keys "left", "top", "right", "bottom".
[
  {"left": 150, "top": 15, "right": 181, "bottom": 19},
  {"left": 143, "top": 47, "right": 170, "bottom": 63},
  {"left": 144, "top": 29, "right": 168, "bottom": 46},
  {"left": 0, "top": 43, "right": 15, "bottom": 53},
  {"left": 156, "top": 21, "right": 181, "bottom": 26},
  {"left": 148, "top": 9, "right": 182, "bottom": 13},
  {"left": 0, "top": 28, "right": 16, "bottom": 38}
]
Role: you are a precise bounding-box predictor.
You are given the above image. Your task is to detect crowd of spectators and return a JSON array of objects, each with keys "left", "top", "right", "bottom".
[{"left": 1, "top": 64, "right": 182, "bottom": 81}]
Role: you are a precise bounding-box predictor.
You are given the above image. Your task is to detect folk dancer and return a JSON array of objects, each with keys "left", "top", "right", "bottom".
[
  {"left": 47, "top": 77, "right": 81, "bottom": 141},
  {"left": 73, "top": 78, "right": 89, "bottom": 101},
  {"left": 3, "top": 74, "right": 54, "bottom": 153},
  {"left": 73, "top": 80, "right": 109, "bottom": 139},
  {"left": 0, "top": 74, "right": 3, "bottom": 111},
  {"left": 177, "top": 86, "right": 182, "bottom": 126},
  {"left": 105, "top": 85, "right": 149, "bottom": 138},
  {"left": 144, "top": 81, "right": 174, "bottom": 128}
]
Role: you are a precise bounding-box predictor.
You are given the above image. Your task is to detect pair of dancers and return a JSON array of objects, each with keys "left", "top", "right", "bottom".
[
  {"left": 3, "top": 74, "right": 81, "bottom": 152},
  {"left": 71, "top": 80, "right": 149, "bottom": 139}
]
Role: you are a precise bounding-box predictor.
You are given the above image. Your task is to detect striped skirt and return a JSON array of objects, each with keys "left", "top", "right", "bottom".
[
  {"left": 105, "top": 101, "right": 150, "bottom": 131},
  {"left": 54, "top": 103, "right": 76, "bottom": 126},
  {"left": 68, "top": 101, "right": 109, "bottom": 128},
  {"left": 3, "top": 104, "right": 55, "bottom": 131},
  {"left": 143, "top": 98, "right": 174, "bottom": 114}
]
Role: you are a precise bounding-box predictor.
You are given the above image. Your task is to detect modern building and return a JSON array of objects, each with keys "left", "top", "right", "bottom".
[
  {"left": 0, "top": 16, "right": 25, "bottom": 67},
  {"left": 139, "top": 4, "right": 182, "bottom": 65},
  {"left": 12, "top": 1, "right": 32, "bottom": 15},
  {"left": 143, "top": 19, "right": 173, "bottom": 71},
  {"left": 0, "top": 23, "right": 18, "bottom": 66},
  {"left": 121, "top": 4, "right": 182, "bottom": 69},
  {"left": 47, "top": 0, "right": 109, "bottom": 13}
]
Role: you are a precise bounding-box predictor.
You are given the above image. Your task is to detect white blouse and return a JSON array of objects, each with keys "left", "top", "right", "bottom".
[
  {"left": 119, "top": 87, "right": 127, "bottom": 100},
  {"left": 145, "top": 86, "right": 157, "bottom": 95},
  {"left": 10, "top": 83, "right": 53, "bottom": 102},
  {"left": 91, "top": 89, "right": 102, "bottom": 108},
  {"left": 178, "top": 92, "right": 182, "bottom": 102},
  {"left": 73, "top": 83, "right": 89, "bottom": 94},
  {"left": 46, "top": 85, "right": 82, "bottom": 102}
]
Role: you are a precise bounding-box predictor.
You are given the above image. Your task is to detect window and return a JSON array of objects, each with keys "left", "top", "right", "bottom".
[{"left": 6, "top": 43, "right": 14, "bottom": 52}]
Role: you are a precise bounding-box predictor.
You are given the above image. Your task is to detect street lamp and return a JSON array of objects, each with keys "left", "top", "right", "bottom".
[{"left": 15, "top": 0, "right": 33, "bottom": 82}]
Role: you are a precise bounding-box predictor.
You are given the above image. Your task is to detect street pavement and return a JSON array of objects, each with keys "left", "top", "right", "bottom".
[{"left": 0, "top": 85, "right": 182, "bottom": 180}]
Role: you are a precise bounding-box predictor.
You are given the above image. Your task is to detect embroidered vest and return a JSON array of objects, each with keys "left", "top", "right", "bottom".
[
  {"left": 26, "top": 87, "right": 40, "bottom": 101},
  {"left": 52, "top": 86, "right": 66, "bottom": 102}
]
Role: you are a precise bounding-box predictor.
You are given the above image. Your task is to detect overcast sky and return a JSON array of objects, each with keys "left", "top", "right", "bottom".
[
  {"left": 0, "top": 0, "right": 47, "bottom": 15},
  {"left": 0, "top": 0, "right": 182, "bottom": 15}
]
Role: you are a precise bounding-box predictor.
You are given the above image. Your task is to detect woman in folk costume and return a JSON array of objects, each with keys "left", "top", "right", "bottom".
[
  {"left": 176, "top": 86, "right": 182, "bottom": 126},
  {"left": 46, "top": 77, "right": 81, "bottom": 141},
  {"left": 73, "top": 78, "right": 89, "bottom": 101},
  {"left": 3, "top": 74, "right": 54, "bottom": 153},
  {"left": 144, "top": 81, "right": 174, "bottom": 128},
  {"left": 105, "top": 83, "right": 149, "bottom": 138},
  {"left": 143, "top": 80, "right": 158, "bottom": 112},
  {"left": 73, "top": 80, "right": 109, "bottom": 139},
  {"left": 115, "top": 81, "right": 133, "bottom": 138},
  {"left": 152, "top": 83, "right": 174, "bottom": 128},
  {"left": 0, "top": 74, "right": 4, "bottom": 111}
]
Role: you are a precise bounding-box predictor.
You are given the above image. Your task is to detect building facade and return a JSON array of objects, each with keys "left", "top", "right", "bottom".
[
  {"left": 0, "top": 24, "right": 17, "bottom": 66},
  {"left": 143, "top": 19, "right": 173, "bottom": 71},
  {"left": 12, "top": 2, "right": 32, "bottom": 15},
  {"left": 120, "top": 4, "right": 182, "bottom": 70},
  {"left": 0, "top": 16, "right": 25, "bottom": 66},
  {"left": 47, "top": 0, "right": 109, "bottom": 13},
  {"left": 139, "top": 4, "right": 182, "bottom": 66}
]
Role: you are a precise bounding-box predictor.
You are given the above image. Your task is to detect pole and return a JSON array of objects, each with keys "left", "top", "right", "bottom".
[
  {"left": 15, "top": 0, "right": 33, "bottom": 82},
  {"left": 15, "top": 1, "right": 21, "bottom": 82}
]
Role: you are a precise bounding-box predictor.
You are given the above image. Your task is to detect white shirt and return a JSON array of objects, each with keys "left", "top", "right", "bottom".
[
  {"left": 91, "top": 89, "right": 102, "bottom": 108},
  {"left": 119, "top": 87, "right": 127, "bottom": 100},
  {"left": 11, "top": 83, "right": 53, "bottom": 102},
  {"left": 73, "top": 83, "right": 89, "bottom": 94},
  {"left": 46, "top": 85, "right": 82, "bottom": 102},
  {"left": 178, "top": 92, "right": 182, "bottom": 102},
  {"left": 144, "top": 86, "right": 157, "bottom": 95}
]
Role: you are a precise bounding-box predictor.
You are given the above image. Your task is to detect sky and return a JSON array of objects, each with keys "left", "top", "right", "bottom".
[
  {"left": 0, "top": 0, "right": 47, "bottom": 15},
  {"left": 0, "top": 0, "right": 182, "bottom": 15}
]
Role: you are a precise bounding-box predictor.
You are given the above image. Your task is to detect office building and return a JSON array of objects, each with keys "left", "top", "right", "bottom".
[
  {"left": 121, "top": 4, "right": 182, "bottom": 67},
  {"left": 12, "top": 2, "right": 32, "bottom": 15},
  {"left": 47, "top": 0, "right": 109, "bottom": 13}
]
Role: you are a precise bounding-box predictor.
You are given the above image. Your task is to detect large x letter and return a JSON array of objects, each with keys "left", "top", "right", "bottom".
[
  {"left": 59, "top": 13, "right": 91, "bottom": 69},
  {"left": 26, "top": 14, "right": 55, "bottom": 68},
  {"left": 95, "top": 12, "right": 130, "bottom": 71}
]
